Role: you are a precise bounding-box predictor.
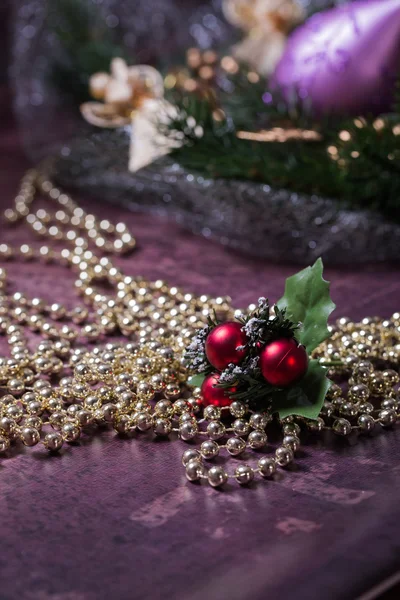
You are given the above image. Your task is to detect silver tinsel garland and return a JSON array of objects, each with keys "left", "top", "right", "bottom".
[{"left": 53, "top": 128, "right": 400, "bottom": 265}]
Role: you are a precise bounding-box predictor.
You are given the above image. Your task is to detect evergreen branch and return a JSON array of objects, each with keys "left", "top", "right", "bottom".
[{"left": 160, "top": 73, "right": 400, "bottom": 221}]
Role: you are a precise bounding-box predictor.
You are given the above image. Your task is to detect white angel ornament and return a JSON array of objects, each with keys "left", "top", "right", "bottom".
[{"left": 223, "top": 0, "right": 305, "bottom": 76}]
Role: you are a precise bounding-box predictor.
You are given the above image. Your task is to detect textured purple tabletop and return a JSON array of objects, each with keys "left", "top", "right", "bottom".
[{"left": 1, "top": 86, "right": 400, "bottom": 600}]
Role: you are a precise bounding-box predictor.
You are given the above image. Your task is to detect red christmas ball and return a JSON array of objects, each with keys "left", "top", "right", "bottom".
[
  {"left": 260, "top": 338, "right": 308, "bottom": 387},
  {"left": 201, "top": 373, "right": 236, "bottom": 407},
  {"left": 205, "top": 321, "right": 247, "bottom": 371}
]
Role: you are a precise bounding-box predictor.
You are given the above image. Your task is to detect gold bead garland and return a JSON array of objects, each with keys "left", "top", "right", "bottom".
[{"left": 0, "top": 169, "right": 399, "bottom": 488}]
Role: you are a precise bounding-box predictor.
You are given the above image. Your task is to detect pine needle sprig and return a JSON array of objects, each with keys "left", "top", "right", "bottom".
[
  {"left": 238, "top": 299, "right": 298, "bottom": 352},
  {"left": 184, "top": 323, "right": 214, "bottom": 375},
  {"left": 230, "top": 381, "right": 274, "bottom": 411},
  {"left": 216, "top": 358, "right": 274, "bottom": 408}
]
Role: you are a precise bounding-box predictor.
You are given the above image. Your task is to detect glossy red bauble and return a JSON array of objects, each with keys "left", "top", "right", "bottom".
[
  {"left": 259, "top": 338, "right": 308, "bottom": 387},
  {"left": 205, "top": 321, "right": 247, "bottom": 371},
  {"left": 201, "top": 373, "right": 236, "bottom": 407}
]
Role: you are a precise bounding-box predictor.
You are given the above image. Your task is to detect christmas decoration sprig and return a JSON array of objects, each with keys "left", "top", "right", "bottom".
[{"left": 186, "top": 259, "right": 335, "bottom": 419}]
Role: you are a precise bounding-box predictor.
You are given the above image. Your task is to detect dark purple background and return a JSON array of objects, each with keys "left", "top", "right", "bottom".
[
  {"left": 1, "top": 2, "right": 400, "bottom": 599},
  {"left": 0, "top": 2, "right": 10, "bottom": 83}
]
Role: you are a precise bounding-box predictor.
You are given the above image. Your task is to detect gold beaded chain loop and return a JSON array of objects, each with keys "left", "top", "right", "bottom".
[
  {"left": 0, "top": 170, "right": 399, "bottom": 489},
  {"left": 4, "top": 169, "right": 136, "bottom": 254}
]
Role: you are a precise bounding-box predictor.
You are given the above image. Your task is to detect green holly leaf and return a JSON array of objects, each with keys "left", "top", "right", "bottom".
[
  {"left": 277, "top": 258, "right": 335, "bottom": 353},
  {"left": 271, "top": 360, "right": 331, "bottom": 420},
  {"left": 188, "top": 373, "right": 206, "bottom": 388}
]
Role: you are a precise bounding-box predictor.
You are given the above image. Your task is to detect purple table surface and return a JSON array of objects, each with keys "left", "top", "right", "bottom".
[{"left": 1, "top": 85, "right": 400, "bottom": 600}]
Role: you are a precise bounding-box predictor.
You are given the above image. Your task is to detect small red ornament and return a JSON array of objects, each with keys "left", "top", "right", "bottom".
[
  {"left": 260, "top": 338, "right": 308, "bottom": 387},
  {"left": 201, "top": 373, "right": 236, "bottom": 407},
  {"left": 205, "top": 321, "right": 247, "bottom": 371}
]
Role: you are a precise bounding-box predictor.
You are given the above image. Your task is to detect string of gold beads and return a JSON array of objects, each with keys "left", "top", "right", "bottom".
[{"left": 0, "top": 170, "right": 399, "bottom": 490}]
